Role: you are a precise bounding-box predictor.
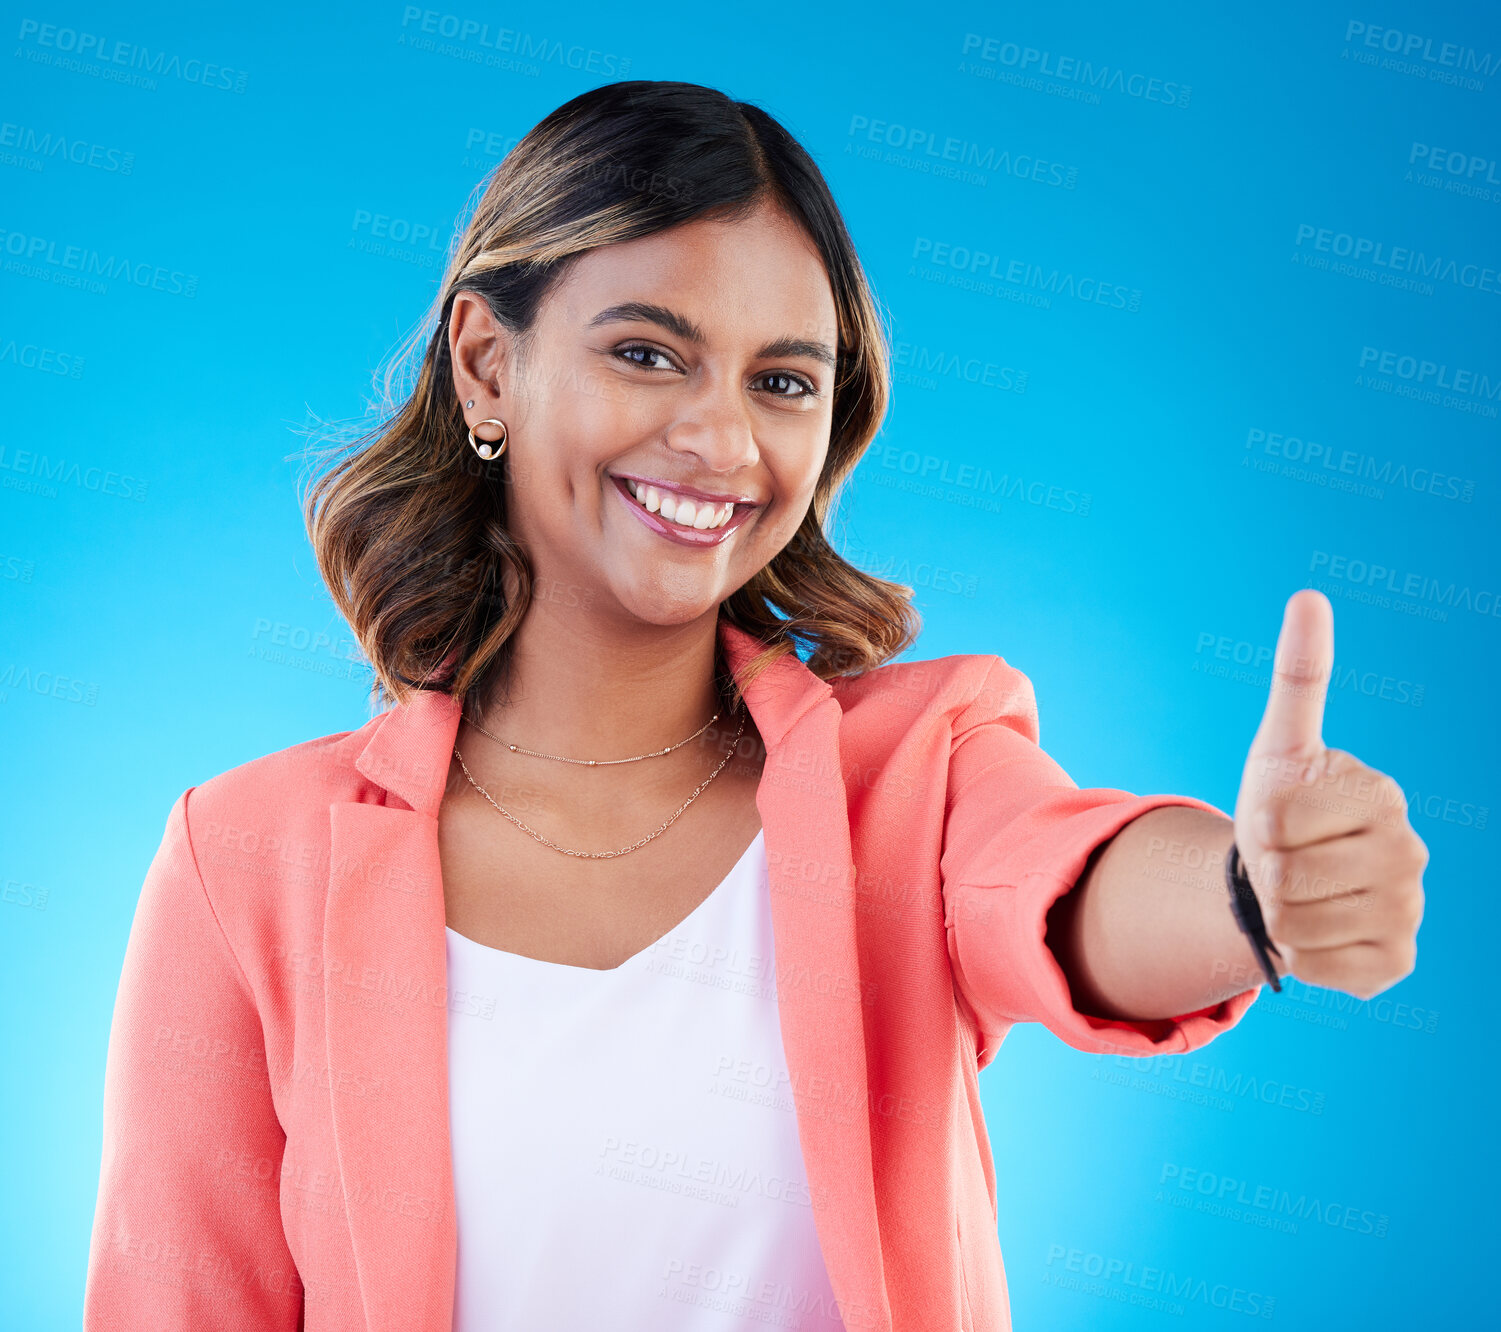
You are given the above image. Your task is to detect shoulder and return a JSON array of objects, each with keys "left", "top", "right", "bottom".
[
  {"left": 830, "top": 651, "right": 1039, "bottom": 743},
  {"left": 128, "top": 717, "right": 389, "bottom": 1001},
  {"left": 178, "top": 714, "right": 383, "bottom": 859}
]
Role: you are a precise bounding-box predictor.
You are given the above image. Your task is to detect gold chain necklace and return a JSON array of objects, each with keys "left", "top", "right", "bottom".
[
  {"left": 460, "top": 708, "right": 722, "bottom": 765},
  {"left": 451, "top": 707, "right": 747, "bottom": 859}
]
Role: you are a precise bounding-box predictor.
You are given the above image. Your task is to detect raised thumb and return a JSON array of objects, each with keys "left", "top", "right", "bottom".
[{"left": 1250, "top": 589, "right": 1334, "bottom": 759}]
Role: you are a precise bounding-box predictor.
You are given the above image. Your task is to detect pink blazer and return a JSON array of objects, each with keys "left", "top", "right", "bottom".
[{"left": 84, "top": 617, "right": 1260, "bottom": 1331}]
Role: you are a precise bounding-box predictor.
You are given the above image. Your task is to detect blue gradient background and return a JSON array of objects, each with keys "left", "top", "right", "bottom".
[{"left": 2, "top": 2, "right": 1495, "bottom": 1327}]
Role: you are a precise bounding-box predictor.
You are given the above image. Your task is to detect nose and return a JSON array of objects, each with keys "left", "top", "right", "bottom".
[{"left": 662, "top": 375, "right": 760, "bottom": 475}]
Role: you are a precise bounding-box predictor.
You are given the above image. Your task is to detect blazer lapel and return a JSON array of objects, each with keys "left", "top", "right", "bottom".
[
  {"left": 322, "top": 622, "right": 889, "bottom": 1332},
  {"left": 325, "top": 687, "right": 462, "bottom": 1332},
  {"left": 720, "top": 624, "right": 891, "bottom": 1332}
]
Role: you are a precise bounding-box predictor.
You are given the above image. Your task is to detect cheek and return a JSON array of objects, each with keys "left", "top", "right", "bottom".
[
  {"left": 757, "top": 454, "right": 826, "bottom": 546},
  {"left": 544, "top": 385, "right": 611, "bottom": 448},
  {"left": 591, "top": 360, "right": 674, "bottom": 424},
  {"left": 532, "top": 367, "right": 646, "bottom": 452},
  {"left": 782, "top": 439, "right": 829, "bottom": 510}
]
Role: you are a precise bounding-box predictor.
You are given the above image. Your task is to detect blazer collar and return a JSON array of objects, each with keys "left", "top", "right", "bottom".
[
  {"left": 325, "top": 615, "right": 888, "bottom": 1332},
  {"left": 353, "top": 617, "right": 834, "bottom": 816}
]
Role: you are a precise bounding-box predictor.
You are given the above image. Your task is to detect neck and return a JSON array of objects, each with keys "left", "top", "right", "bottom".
[{"left": 471, "top": 599, "right": 732, "bottom": 762}]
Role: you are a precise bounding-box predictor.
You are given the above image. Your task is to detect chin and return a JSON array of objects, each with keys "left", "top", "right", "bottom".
[{"left": 608, "top": 582, "right": 727, "bottom": 629}]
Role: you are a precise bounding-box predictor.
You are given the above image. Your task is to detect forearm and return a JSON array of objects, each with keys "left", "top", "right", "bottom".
[{"left": 1044, "top": 805, "right": 1288, "bottom": 1021}]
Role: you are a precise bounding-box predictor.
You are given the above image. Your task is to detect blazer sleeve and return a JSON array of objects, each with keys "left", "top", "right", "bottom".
[
  {"left": 939, "top": 656, "right": 1261, "bottom": 1064},
  {"left": 83, "top": 788, "right": 303, "bottom": 1330}
]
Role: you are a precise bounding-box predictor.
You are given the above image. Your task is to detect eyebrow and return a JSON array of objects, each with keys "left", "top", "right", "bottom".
[{"left": 586, "top": 300, "right": 838, "bottom": 371}]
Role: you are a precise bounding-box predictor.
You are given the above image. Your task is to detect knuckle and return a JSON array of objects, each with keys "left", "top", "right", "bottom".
[
  {"left": 1373, "top": 773, "right": 1405, "bottom": 811},
  {"left": 1406, "top": 834, "right": 1431, "bottom": 872},
  {"left": 1323, "top": 748, "right": 1357, "bottom": 778},
  {"left": 1398, "top": 885, "right": 1426, "bottom": 933},
  {"left": 1386, "top": 834, "right": 1424, "bottom": 875}
]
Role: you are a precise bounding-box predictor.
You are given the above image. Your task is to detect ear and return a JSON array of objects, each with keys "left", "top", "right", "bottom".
[{"left": 448, "top": 292, "right": 519, "bottom": 406}]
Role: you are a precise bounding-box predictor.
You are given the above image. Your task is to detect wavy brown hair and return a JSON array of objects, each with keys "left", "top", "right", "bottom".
[{"left": 300, "top": 80, "right": 920, "bottom": 720}]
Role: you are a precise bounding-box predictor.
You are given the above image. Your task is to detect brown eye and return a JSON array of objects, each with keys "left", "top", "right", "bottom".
[
  {"left": 755, "top": 371, "right": 817, "bottom": 398},
  {"left": 615, "top": 343, "right": 677, "bottom": 370}
]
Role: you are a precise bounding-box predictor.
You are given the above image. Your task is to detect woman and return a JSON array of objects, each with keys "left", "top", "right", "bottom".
[{"left": 83, "top": 81, "right": 1426, "bottom": 1331}]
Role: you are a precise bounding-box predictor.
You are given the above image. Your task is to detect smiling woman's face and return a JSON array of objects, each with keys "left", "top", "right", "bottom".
[{"left": 449, "top": 197, "right": 839, "bottom": 628}]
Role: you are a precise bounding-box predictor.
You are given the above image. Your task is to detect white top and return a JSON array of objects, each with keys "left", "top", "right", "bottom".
[{"left": 444, "top": 828, "right": 847, "bottom": 1331}]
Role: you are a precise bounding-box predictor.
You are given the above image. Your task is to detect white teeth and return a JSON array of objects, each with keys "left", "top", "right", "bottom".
[{"left": 622, "top": 478, "right": 733, "bottom": 531}]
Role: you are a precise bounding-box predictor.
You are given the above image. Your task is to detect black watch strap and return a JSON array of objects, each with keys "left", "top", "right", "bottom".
[{"left": 1226, "top": 841, "right": 1285, "bottom": 992}]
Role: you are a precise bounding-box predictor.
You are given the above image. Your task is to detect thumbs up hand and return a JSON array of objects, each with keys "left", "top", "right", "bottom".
[{"left": 1232, "top": 590, "right": 1427, "bottom": 999}]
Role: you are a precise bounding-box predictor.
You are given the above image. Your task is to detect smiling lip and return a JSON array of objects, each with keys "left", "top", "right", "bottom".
[
  {"left": 610, "top": 475, "right": 758, "bottom": 548},
  {"left": 609, "top": 472, "right": 762, "bottom": 506}
]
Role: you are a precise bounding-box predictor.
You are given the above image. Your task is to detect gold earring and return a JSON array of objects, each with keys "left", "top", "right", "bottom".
[{"left": 467, "top": 418, "right": 508, "bottom": 461}]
